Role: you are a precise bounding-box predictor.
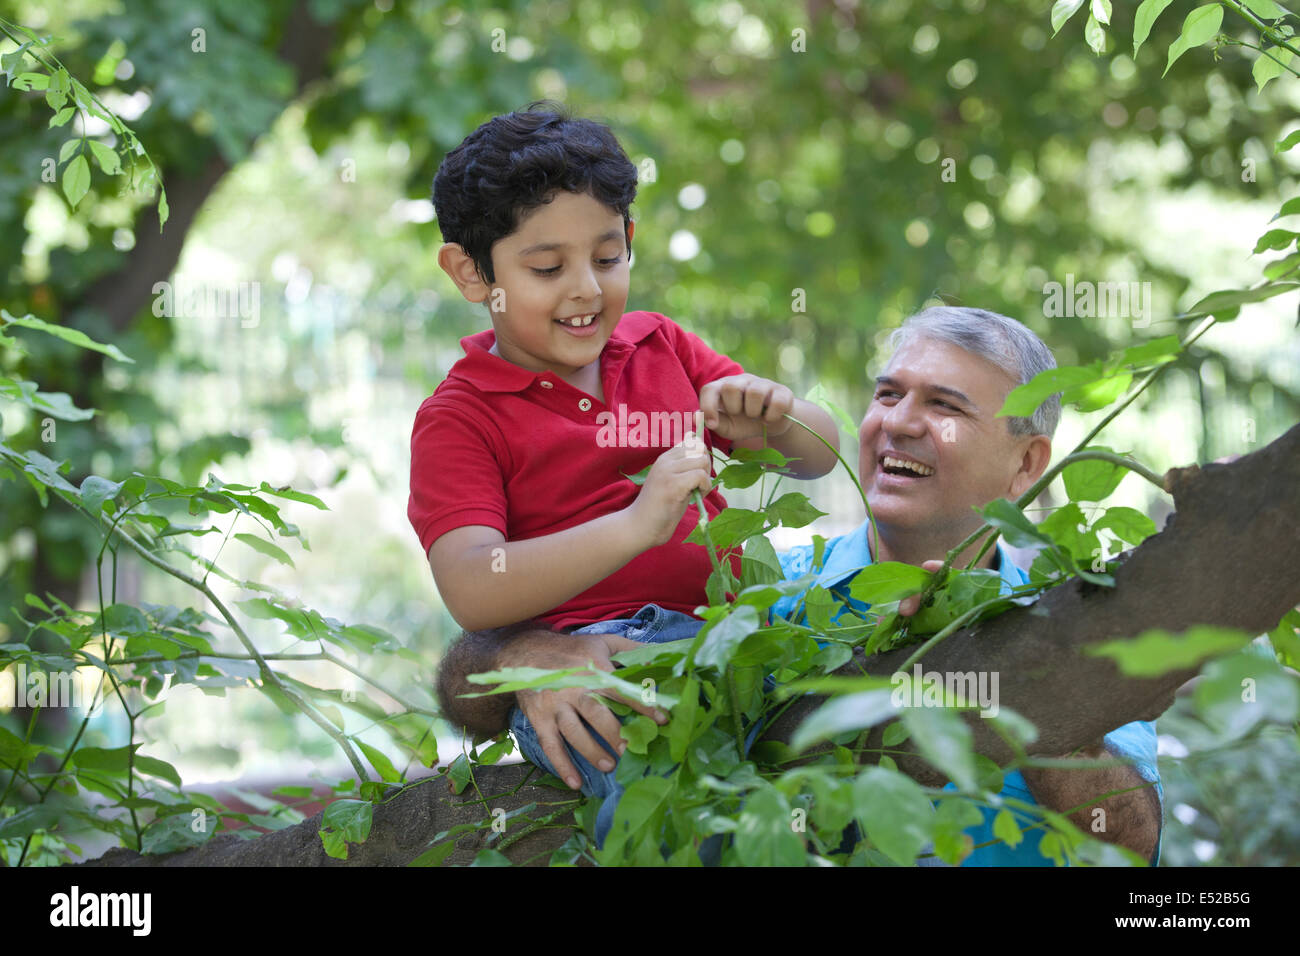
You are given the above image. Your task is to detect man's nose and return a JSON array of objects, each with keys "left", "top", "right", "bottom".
[{"left": 882, "top": 394, "right": 926, "bottom": 438}]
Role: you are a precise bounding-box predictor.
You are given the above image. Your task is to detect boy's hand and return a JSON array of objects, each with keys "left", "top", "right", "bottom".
[
  {"left": 699, "top": 374, "right": 795, "bottom": 442},
  {"left": 498, "top": 631, "right": 668, "bottom": 791},
  {"left": 626, "top": 436, "right": 714, "bottom": 548}
]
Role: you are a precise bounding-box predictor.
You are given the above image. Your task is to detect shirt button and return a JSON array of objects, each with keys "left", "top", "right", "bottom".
[
  {"left": 539, "top": 380, "right": 554, "bottom": 389},
  {"left": 578, "top": 398, "right": 592, "bottom": 411}
]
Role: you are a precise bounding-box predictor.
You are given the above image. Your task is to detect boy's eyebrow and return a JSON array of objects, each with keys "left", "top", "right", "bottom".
[
  {"left": 874, "top": 375, "right": 977, "bottom": 409},
  {"left": 517, "top": 228, "right": 625, "bottom": 256}
]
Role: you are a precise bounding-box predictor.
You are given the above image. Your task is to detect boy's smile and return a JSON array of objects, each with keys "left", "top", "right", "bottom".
[{"left": 459, "top": 189, "right": 634, "bottom": 388}]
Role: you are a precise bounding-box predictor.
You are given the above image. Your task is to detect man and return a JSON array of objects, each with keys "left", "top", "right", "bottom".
[
  {"left": 435, "top": 305, "right": 1163, "bottom": 865},
  {"left": 770, "top": 306, "right": 1162, "bottom": 865}
]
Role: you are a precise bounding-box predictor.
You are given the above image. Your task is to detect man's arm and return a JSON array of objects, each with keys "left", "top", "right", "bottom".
[
  {"left": 1020, "top": 741, "right": 1161, "bottom": 863},
  {"left": 434, "top": 624, "right": 666, "bottom": 790}
]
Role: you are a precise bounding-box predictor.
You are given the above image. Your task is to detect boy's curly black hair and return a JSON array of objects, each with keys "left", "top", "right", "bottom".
[{"left": 432, "top": 100, "right": 639, "bottom": 285}]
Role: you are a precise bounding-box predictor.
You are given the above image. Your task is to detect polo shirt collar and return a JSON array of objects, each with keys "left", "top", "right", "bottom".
[{"left": 447, "top": 312, "right": 663, "bottom": 394}]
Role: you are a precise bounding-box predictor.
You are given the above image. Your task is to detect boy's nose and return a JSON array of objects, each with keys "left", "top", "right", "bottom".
[{"left": 569, "top": 264, "right": 602, "bottom": 300}]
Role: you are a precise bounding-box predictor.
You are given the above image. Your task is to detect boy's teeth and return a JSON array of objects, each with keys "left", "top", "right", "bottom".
[
  {"left": 883, "top": 456, "right": 934, "bottom": 476},
  {"left": 559, "top": 314, "right": 596, "bottom": 326}
]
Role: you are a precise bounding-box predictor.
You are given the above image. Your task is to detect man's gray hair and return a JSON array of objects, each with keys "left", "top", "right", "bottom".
[{"left": 889, "top": 306, "right": 1060, "bottom": 438}]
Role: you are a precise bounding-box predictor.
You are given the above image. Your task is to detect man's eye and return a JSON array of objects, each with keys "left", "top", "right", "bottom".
[
  {"left": 934, "top": 400, "right": 957, "bottom": 410},
  {"left": 875, "top": 390, "right": 899, "bottom": 400}
]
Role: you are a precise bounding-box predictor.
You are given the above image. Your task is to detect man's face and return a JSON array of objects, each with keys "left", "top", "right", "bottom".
[
  {"left": 858, "top": 336, "right": 1043, "bottom": 543},
  {"left": 482, "top": 189, "right": 632, "bottom": 379}
]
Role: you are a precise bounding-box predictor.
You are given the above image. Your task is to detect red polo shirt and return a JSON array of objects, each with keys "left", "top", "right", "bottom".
[{"left": 408, "top": 311, "right": 745, "bottom": 630}]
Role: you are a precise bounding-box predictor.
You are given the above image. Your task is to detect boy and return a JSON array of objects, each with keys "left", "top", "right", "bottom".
[{"left": 407, "top": 102, "right": 838, "bottom": 837}]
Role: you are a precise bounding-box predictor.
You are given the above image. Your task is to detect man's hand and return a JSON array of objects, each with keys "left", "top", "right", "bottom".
[
  {"left": 899, "top": 560, "right": 945, "bottom": 617},
  {"left": 625, "top": 436, "right": 714, "bottom": 548},
  {"left": 497, "top": 630, "right": 668, "bottom": 791},
  {"left": 699, "top": 374, "right": 796, "bottom": 443}
]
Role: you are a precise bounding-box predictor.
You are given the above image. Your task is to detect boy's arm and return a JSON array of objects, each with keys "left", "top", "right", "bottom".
[
  {"left": 427, "top": 438, "right": 714, "bottom": 632},
  {"left": 699, "top": 374, "right": 840, "bottom": 478}
]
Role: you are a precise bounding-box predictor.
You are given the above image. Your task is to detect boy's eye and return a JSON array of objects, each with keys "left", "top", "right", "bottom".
[
  {"left": 598, "top": 256, "right": 623, "bottom": 266},
  {"left": 531, "top": 266, "right": 561, "bottom": 277}
]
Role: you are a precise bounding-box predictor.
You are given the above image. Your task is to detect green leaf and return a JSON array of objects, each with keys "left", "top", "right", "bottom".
[
  {"left": 446, "top": 753, "right": 473, "bottom": 794},
  {"left": 1051, "top": 0, "right": 1086, "bottom": 35},
  {"left": 882, "top": 721, "right": 909, "bottom": 747},
  {"left": 62, "top": 154, "right": 91, "bottom": 208},
  {"left": 1061, "top": 371, "right": 1131, "bottom": 412},
  {"left": 233, "top": 532, "right": 295, "bottom": 567},
  {"left": 357, "top": 740, "right": 401, "bottom": 782},
  {"left": 1115, "top": 335, "right": 1181, "bottom": 369},
  {"left": 1084, "top": 13, "right": 1106, "bottom": 54},
  {"left": 1253, "top": 48, "right": 1292, "bottom": 92},
  {"left": 685, "top": 507, "right": 766, "bottom": 548},
  {"left": 790, "top": 687, "right": 898, "bottom": 751},
  {"left": 621, "top": 714, "right": 660, "bottom": 754},
  {"left": 734, "top": 786, "right": 807, "bottom": 867},
  {"left": 257, "top": 481, "right": 328, "bottom": 509},
  {"left": 853, "top": 766, "right": 935, "bottom": 865},
  {"left": 1133, "top": 0, "right": 1175, "bottom": 56},
  {"left": 1093, "top": 505, "right": 1156, "bottom": 546},
  {"left": 1254, "top": 228, "right": 1299, "bottom": 254},
  {"left": 49, "top": 106, "right": 74, "bottom": 127},
  {"left": 1085, "top": 626, "right": 1253, "bottom": 677},
  {"left": 993, "top": 808, "right": 1024, "bottom": 849},
  {"left": 1276, "top": 129, "right": 1300, "bottom": 154},
  {"left": 70, "top": 745, "right": 136, "bottom": 773},
  {"left": 133, "top": 754, "right": 183, "bottom": 788},
  {"left": 78, "top": 475, "right": 122, "bottom": 514},
  {"left": 847, "top": 561, "right": 930, "bottom": 605},
  {"left": 738, "top": 533, "right": 782, "bottom": 589},
  {"left": 1246, "top": 0, "right": 1286, "bottom": 17},
  {"left": 903, "top": 705, "right": 977, "bottom": 791},
  {"left": 1263, "top": 251, "right": 1300, "bottom": 280},
  {"left": 999, "top": 364, "right": 1104, "bottom": 418},
  {"left": 1267, "top": 609, "right": 1300, "bottom": 671},
  {"left": 87, "top": 139, "right": 121, "bottom": 175},
  {"left": 693, "top": 604, "right": 761, "bottom": 671},
  {"left": 1163, "top": 5, "right": 1224, "bottom": 77},
  {"left": 471, "top": 848, "right": 513, "bottom": 866},
  {"left": 1, "top": 312, "right": 133, "bottom": 362},
  {"left": 668, "top": 676, "right": 701, "bottom": 762},
  {"left": 1061, "top": 446, "right": 1126, "bottom": 501},
  {"left": 979, "top": 498, "right": 1056, "bottom": 550},
  {"left": 1194, "top": 650, "right": 1300, "bottom": 738},
  {"left": 764, "top": 492, "right": 827, "bottom": 529},
  {"left": 1091, "top": 0, "right": 1111, "bottom": 26},
  {"left": 322, "top": 798, "right": 372, "bottom": 844}
]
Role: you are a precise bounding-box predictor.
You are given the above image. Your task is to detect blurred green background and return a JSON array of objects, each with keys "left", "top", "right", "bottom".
[{"left": 2, "top": 0, "right": 1297, "bottom": 863}]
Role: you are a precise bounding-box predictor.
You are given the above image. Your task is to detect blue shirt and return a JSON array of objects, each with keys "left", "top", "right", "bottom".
[{"left": 772, "top": 518, "right": 1163, "bottom": 867}]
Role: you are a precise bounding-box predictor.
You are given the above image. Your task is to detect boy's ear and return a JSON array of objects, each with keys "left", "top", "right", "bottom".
[{"left": 437, "top": 243, "right": 491, "bottom": 303}]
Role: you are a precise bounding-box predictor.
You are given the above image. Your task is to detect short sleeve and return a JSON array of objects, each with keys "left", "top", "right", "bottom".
[
  {"left": 1103, "top": 719, "right": 1163, "bottom": 865},
  {"left": 407, "top": 396, "right": 509, "bottom": 554},
  {"left": 658, "top": 314, "right": 745, "bottom": 392},
  {"left": 769, "top": 544, "right": 814, "bottom": 623}
]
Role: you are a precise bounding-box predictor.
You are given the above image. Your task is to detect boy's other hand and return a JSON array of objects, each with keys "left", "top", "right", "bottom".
[
  {"left": 498, "top": 631, "right": 668, "bottom": 791},
  {"left": 699, "top": 374, "right": 795, "bottom": 442},
  {"left": 625, "top": 436, "right": 714, "bottom": 547}
]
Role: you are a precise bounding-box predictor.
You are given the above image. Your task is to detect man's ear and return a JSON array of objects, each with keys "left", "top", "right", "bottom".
[
  {"left": 437, "top": 243, "right": 491, "bottom": 303},
  {"left": 1008, "top": 434, "right": 1052, "bottom": 499}
]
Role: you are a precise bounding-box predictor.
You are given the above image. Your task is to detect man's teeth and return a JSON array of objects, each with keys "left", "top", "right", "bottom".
[
  {"left": 558, "top": 314, "right": 596, "bottom": 327},
  {"left": 882, "top": 456, "right": 934, "bottom": 476}
]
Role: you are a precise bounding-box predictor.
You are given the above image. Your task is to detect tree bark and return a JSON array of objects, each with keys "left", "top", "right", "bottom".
[{"left": 74, "top": 423, "right": 1300, "bottom": 866}]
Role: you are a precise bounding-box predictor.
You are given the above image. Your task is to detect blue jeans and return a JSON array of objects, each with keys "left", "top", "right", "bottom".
[{"left": 509, "top": 604, "right": 706, "bottom": 850}]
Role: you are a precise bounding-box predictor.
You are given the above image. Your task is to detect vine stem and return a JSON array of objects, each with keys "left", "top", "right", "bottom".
[
  {"left": 964, "top": 315, "right": 1218, "bottom": 569},
  {"left": 1221, "top": 0, "right": 1300, "bottom": 64},
  {"left": 104, "top": 521, "right": 371, "bottom": 784},
  {"left": 782, "top": 413, "right": 879, "bottom": 561}
]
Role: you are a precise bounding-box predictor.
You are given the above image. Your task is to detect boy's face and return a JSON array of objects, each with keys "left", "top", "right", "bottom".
[{"left": 443, "top": 189, "right": 633, "bottom": 382}]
